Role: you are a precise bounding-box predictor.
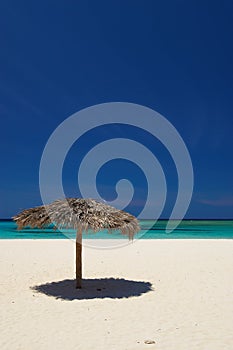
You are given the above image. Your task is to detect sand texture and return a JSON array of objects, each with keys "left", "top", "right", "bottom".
[{"left": 0, "top": 239, "right": 232, "bottom": 350}]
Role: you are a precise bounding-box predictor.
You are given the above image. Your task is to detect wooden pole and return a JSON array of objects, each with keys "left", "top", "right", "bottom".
[{"left": 76, "top": 227, "right": 82, "bottom": 289}]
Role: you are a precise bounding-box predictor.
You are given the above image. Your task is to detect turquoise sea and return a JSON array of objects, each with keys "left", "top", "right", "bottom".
[{"left": 0, "top": 220, "right": 232, "bottom": 239}]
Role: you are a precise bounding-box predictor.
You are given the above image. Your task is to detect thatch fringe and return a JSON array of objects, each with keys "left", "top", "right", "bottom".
[{"left": 13, "top": 198, "right": 140, "bottom": 239}]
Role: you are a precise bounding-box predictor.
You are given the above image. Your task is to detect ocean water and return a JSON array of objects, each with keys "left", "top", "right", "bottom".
[{"left": 0, "top": 220, "right": 232, "bottom": 239}]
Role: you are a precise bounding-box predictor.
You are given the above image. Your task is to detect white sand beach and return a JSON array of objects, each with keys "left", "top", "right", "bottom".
[{"left": 0, "top": 239, "right": 232, "bottom": 350}]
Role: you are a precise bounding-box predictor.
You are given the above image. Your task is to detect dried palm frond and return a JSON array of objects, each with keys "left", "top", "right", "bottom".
[{"left": 13, "top": 198, "right": 140, "bottom": 239}]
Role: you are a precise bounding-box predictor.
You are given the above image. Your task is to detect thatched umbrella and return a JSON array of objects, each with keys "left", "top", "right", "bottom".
[{"left": 13, "top": 198, "right": 140, "bottom": 288}]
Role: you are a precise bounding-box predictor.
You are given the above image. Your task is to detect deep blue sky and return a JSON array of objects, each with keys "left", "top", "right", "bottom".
[{"left": 0, "top": 0, "right": 232, "bottom": 218}]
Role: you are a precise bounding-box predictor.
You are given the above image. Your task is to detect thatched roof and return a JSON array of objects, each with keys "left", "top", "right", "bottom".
[{"left": 13, "top": 198, "right": 140, "bottom": 239}]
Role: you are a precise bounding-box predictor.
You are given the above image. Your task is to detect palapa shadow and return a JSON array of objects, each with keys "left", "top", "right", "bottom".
[{"left": 32, "top": 278, "right": 153, "bottom": 300}]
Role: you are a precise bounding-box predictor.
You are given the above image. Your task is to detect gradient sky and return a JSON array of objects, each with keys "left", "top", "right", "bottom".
[{"left": 0, "top": 0, "right": 232, "bottom": 218}]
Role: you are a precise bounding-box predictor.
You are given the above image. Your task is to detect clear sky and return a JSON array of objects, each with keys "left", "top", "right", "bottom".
[{"left": 0, "top": 0, "right": 232, "bottom": 219}]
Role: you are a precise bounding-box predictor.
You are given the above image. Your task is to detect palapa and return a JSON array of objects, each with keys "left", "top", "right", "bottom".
[{"left": 13, "top": 198, "right": 140, "bottom": 288}]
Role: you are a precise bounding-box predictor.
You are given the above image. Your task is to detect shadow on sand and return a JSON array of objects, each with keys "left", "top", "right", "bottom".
[{"left": 32, "top": 278, "right": 153, "bottom": 300}]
